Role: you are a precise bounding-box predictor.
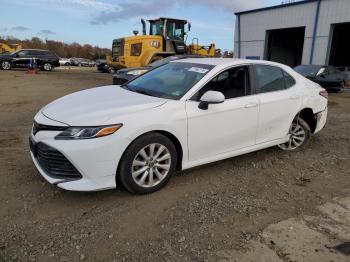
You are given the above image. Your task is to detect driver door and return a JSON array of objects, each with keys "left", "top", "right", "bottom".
[
  {"left": 12, "top": 50, "right": 31, "bottom": 68},
  {"left": 186, "top": 65, "right": 259, "bottom": 161}
]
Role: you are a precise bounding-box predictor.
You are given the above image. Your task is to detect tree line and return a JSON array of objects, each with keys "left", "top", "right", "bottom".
[
  {"left": 0, "top": 36, "right": 111, "bottom": 60},
  {"left": 1, "top": 36, "right": 233, "bottom": 59}
]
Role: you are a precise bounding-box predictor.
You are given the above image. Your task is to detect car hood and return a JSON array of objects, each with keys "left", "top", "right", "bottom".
[
  {"left": 0, "top": 53, "right": 12, "bottom": 60},
  {"left": 41, "top": 85, "right": 167, "bottom": 126}
]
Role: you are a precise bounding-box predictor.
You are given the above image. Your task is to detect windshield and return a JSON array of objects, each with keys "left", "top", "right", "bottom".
[
  {"left": 150, "top": 20, "right": 164, "bottom": 36},
  {"left": 166, "top": 21, "right": 185, "bottom": 40},
  {"left": 294, "top": 65, "right": 321, "bottom": 76},
  {"left": 124, "top": 62, "right": 214, "bottom": 100}
]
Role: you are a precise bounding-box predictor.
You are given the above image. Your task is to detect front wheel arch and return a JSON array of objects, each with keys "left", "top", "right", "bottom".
[
  {"left": 117, "top": 130, "right": 183, "bottom": 175},
  {"left": 117, "top": 131, "right": 179, "bottom": 194}
]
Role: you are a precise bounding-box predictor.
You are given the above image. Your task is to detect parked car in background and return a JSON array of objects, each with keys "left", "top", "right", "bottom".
[
  {"left": 77, "top": 59, "right": 96, "bottom": 67},
  {"left": 294, "top": 65, "right": 346, "bottom": 92},
  {"left": 112, "top": 55, "right": 203, "bottom": 85},
  {"left": 69, "top": 58, "right": 95, "bottom": 67},
  {"left": 337, "top": 66, "right": 350, "bottom": 88},
  {"left": 30, "top": 58, "right": 328, "bottom": 194},
  {"left": 59, "top": 58, "right": 71, "bottom": 66},
  {"left": 0, "top": 49, "right": 60, "bottom": 71},
  {"left": 97, "top": 62, "right": 114, "bottom": 73}
]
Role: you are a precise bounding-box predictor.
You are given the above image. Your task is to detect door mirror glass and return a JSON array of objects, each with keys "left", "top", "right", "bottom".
[{"left": 198, "top": 91, "right": 225, "bottom": 110}]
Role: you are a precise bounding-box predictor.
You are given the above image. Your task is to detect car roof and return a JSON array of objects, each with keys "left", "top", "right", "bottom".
[
  {"left": 296, "top": 64, "right": 325, "bottom": 68},
  {"left": 172, "top": 58, "right": 287, "bottom": 67},
  {"left": 20, "top": 49, "right": 50, "bottom": 52}
]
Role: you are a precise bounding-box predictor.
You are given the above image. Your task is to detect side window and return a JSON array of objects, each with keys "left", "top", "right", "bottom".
[
  {"left": 17, "top": 50, "right": 29, "bottom": 57},
  {"left": 316, "top": 67, "right": 326, "bottom": 76},
  {"left": 194, "top": 66, "right": 249, "bottom": 100},
  {"left": 283, "top": 70, "right": 296, "bottom": 88},
  {"left": 255, "top": 65, "right": 286, "bottom": 93},
  {"left": 28, "top": 50, "right": 40, "bottom": 56}
]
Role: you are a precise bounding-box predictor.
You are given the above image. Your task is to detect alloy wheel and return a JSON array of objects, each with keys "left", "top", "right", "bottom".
[
  {"left": 279, "top": 122, "right": 306, "bottom": 150},
  {"left": 43, "top": 63, "right": 52, "bottom": 71},
  {"left": 131, "top": 143, "right": 171, "bottom": 188},
  {"left": 1, "top": 61, "right": 11, "bottom": 70}
]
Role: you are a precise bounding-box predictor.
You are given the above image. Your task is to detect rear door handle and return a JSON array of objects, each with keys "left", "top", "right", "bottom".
[{"left": 244, "top": 103, "right": 258, "bottom": 108}]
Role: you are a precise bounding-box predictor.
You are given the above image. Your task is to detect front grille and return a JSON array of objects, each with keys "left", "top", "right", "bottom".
[
  {"left": 30, "top": 139, "right": 82, "bottom": 179},
  {"left": 33, "top": 121, "right": 67, "bottom": 135}
]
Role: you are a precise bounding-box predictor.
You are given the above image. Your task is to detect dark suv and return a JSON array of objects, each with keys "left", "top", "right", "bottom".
[{"left": 0, "top": 49, "right": 60, "bottom": 71}]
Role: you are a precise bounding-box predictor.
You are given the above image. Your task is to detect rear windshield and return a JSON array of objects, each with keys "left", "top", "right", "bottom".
[
  {"left": 294, "top": 65, "right": 321, "bottom": 76},
  {"left": 124, "top": 62, "right": 214, "bottom": 100}
]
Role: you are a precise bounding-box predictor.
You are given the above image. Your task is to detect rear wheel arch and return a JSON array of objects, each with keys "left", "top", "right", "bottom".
[{"left": 296, "top": 108, "right": 317, "bottom": 133}]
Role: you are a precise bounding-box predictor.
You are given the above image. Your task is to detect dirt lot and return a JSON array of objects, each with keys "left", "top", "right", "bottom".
[{"left": 0, "top": 69, "right": 350, "bottom": 262}]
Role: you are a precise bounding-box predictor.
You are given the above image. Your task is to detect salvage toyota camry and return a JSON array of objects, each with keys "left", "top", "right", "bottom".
[{"left": 30, "top": 58, "right": 328, "bottom": 194}]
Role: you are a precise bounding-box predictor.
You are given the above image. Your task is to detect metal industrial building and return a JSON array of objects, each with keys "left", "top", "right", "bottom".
[{"left": 234, "top": 0, "right": 350, "bottom": 68}]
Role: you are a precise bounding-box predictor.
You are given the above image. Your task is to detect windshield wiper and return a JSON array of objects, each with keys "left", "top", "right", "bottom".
[
  {"left": 121, "top": 84, "right": 131, "bottom": 90},
  {"left": 133, "top": 89, "right": 155, "bottom": 97},
  {"left": 121, "top": 85, "right": 156, "bottom": 97}
]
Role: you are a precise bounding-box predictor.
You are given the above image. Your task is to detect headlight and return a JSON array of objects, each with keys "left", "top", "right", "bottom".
[
  {"left": 126, "top": 69, "right": 148, "bottom": 76},
  {"left": 55, "top": 124, "right": 122, "bottom": 140}
]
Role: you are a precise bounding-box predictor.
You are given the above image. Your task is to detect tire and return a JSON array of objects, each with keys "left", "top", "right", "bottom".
[
  {"left": 1, "top": 60, "right": 11, "bottom": 70},
  {"left": 278, "top": 118, "right": 311, "bottom": 151},
  {"left": 108, "top": 67, "right": 115, "bottom": 74},
  {"left": 118, "top": 133, "right": 177, "bottom": 194},
  {"left": 42, "top": 63, "right": 53, "bottom": 71}
]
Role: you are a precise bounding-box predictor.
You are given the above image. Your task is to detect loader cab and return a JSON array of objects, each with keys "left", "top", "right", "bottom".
[{"left": 147, "top": 18, "right": 188, "bottom": 54}]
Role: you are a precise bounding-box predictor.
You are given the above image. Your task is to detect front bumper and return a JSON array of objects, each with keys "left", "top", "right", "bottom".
[{"left": 29, "top": 113, "right": 130, "bottom": 191}]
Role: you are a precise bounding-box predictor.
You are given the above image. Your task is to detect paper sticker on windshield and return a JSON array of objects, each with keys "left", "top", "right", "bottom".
[{"left": 188, "top": 67, "right": 209, "bottom": 74}]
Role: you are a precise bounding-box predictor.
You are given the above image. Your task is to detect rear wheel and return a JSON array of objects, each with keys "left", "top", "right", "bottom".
[
  {"left": 1, "top": 61, "right": 11, "bottom": 70},
  {"left": 42, "top": 63, "right": 53, "bottom": 71},
  {"left": 118, "top": 133, "right": 177, "bottom": 194},
  {"left": 278, "top": 118, "right": 310, "bottom": 151}
]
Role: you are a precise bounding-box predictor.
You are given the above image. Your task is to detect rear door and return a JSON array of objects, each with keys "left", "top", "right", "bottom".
[{"left": 253, "top": 65, "right": 302, "bottom": 144}]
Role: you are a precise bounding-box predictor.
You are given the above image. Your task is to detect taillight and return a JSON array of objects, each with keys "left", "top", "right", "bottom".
[{"left": 319, "top": 90, "right": 328, "bottom": 99}]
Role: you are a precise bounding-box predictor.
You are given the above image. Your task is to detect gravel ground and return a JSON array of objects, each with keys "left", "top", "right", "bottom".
[{"left": 0, "top": 69, "right": 349, "bottom": 262}]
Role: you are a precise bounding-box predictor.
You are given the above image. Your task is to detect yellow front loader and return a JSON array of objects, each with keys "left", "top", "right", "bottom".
[
  {"left": 0, "top": 43, "right": 22, "bottom": 54},
  {"left": 107, "top": 17, "right": 216, "bottom": 69}
]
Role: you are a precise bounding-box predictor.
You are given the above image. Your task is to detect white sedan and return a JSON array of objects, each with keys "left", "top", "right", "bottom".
[{"left": 30, "top": 58, "right": 328, "bottom": 194}]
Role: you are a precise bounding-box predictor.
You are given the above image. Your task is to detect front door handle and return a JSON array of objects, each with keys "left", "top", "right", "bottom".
[{"left": 244, "top": 103, "right": 258, "bottom": 108}]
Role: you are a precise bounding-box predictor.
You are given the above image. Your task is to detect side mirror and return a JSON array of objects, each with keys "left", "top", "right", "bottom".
[
  {"left": 188, "top": 23, "right": 191, "bottom": 32},
  {"left": 198, "top": 91, "right": 225, "bottom": 110}
]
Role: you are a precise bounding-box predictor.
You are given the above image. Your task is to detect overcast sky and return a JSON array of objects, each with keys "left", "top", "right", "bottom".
[{"left": 0, "top": 0, "right": 292, "bottom": 51}]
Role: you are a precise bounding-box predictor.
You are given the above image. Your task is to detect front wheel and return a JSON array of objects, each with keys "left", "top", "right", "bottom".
[
  {"left": 118, "top": 133, "right": 177, "bottom": 194},
  {"left": 278, "top": 118, "right": 310, "bottom": 151},
  {"left": 1, "top": 61, "right": 11, "bottom": 70}
]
